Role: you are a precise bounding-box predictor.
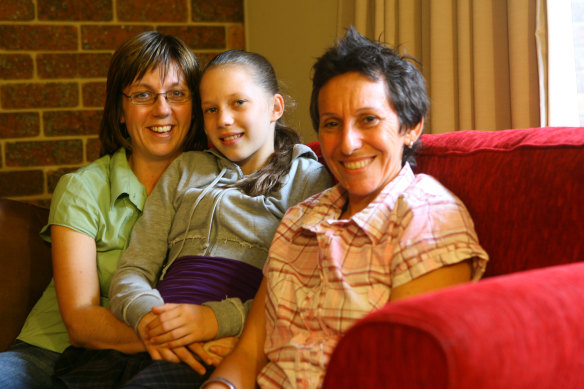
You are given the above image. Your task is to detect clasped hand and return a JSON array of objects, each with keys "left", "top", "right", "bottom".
[{"left": 137, "top": 303, "right": 237, "bottom": 375}]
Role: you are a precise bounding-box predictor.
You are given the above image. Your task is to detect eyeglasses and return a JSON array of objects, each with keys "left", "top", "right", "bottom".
[{"left": 122, "top": 89, "right": 192, "bottom": 105}]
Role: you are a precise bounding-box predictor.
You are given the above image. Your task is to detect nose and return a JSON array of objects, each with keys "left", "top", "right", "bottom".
[
  {"left": 340, "top": 124, "right": 362, "bottom": 155},
  {"left": 218, "top": 109, "right": 234, "bottom": 127},
  {"left": 151, "top": 94, "right": 172, "bottom": 116}
]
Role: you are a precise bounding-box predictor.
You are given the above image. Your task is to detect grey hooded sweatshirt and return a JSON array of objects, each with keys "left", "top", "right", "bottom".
[{"left": 109, "top": 144, "right": 332, "bottom": 338}]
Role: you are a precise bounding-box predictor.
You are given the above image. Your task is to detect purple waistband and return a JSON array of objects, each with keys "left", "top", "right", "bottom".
[{"left": 157, "top": 256, "right": 263, "bottom": 305}]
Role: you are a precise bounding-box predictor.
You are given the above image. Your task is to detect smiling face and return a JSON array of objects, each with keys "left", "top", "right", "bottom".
[
  {"left": 199, "top": 64, "right": 283, "bottom": 175},
  {"left": 121, "top": 62, "right": 192, "bottom": 165},
  {"left": 318, "top": 72, "right": 422, "bottom": 217}
]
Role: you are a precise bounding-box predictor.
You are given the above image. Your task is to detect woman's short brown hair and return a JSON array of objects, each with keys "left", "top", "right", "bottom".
[{"left": 99, "top": 31, "right": 204, "bottom": 156}]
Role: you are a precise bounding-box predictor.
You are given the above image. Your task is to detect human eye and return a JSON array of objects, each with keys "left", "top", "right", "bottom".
[
  {"left": 168, "top": 89, "right": 189, "bottom": 100},
  {"left": 132, "top": 91, "right": 154, "bottom": 103},
  {"left": 320, "top": 119, "right": 340, "bottom": 132},
  {"left": 362, "top": 115, "right": 379, "bottom": 126},
  {"left": 203, "top": 106, "right": 217, "bottom": 114},
  {"left": 233, "top": 99, "right": 247, "bottom": 108}
]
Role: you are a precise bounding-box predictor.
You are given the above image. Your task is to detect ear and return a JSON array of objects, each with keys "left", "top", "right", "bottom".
[
  {"left": 270, "top": 94, "right": 285, "bottom": 122},
  {"left": 403, "top": 118, "right": 424, "bottom": 146},
  {"left": 120, "top": 112, "right": 126, "bottom": 124}
]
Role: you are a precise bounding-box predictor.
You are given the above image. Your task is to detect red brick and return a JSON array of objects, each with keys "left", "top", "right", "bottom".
[
  {"left": 86, "top": 138, "right": 102, "bottom": 162},
  {"left": 6, "top": 140, "right": 83, "bottom": 167},
  {"left": 81, "top": 25, "right": 153, "bottom": 50},
  {"left": 227, "top": 24, "right": 245, "bottom": 50},
  {"left": 38, "top": 0, "right": 113, "bottom": 21},
  {"left": 157, "top": 26, "right": 225, "bottom": 50},
  {"left": 44, "top": 110, "right": 102, "bottom": 136},
  {"left": 118, "top": 0, "right": 187, "bottom": 22},
  {"left": 0, "top": 112, "right": 40, "bottom": 138},
  {"left": 0, "top": 0, "right": 34, "bottom": 21},
  {"left": 37, "top": 53, "right": 111, "bottom": 79},
  {"left": 192, "top": 0, "right": 243, "bottom": 22},
  {"left": 0, "top": 54, "right": 33, "bottom": 79},
  {"left": 47, "top": 167, "right": 79, "bottom": 193},
  {"left": 82, "top": 82, "right": 106, "bottom": 108},
  {"left": 1, "top": 83, "right": 78, "bottom": 109},
  {"left": 0, "top": 25, "right": 77, "bottom": 51},
  {"left": 0, "top": 170, "right": 44, "bottom": 196},
  {"left": 195, "top": 52, "right": 221, "bottom": 68}
]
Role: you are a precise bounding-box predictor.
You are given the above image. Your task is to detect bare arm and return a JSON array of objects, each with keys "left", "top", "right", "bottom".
[
  {"left": 51, "top": 225, "right": 144, "bottom": 353},
  {"left": 390, "top": 260, "right": 472, "bottom": 302},
  {"left": 204, "top": 279, "right": 269, "bottom": 388}
]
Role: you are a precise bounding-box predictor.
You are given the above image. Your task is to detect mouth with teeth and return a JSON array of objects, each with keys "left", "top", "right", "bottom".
[
  {"left": 341, "top": 157, "right": 374, "bottom": 170},
  {"left": 149, "top": 125, "right": 173, "bottom": 134},
  {"left": 220, "top": 133, "right": 243, "bottom": 144}
]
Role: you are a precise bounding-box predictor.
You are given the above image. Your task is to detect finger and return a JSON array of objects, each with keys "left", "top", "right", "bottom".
[
  {"left": 146, "top": 305, "right": 182, "bottom": 332},
  {"left": 158, "top": 347, "right": 181, "bottom": 364},
  {"left": 189, "top": 343, "right": 220, "bottom": 366},
  {"left": 138, "top": 313, "right": 159, "bottom": 341},
  {"left": 147, "top": 310, "right": 190, "bottom": 337},
  {"left": 173, "top": 347, "right": 207, "bottom": 375},
  {"left": 207, "top": 345, "right": 232, "bottom": 358},
  {"left": 205, "top": 336, "right": 238, "bottom": 357},
  {"left": 151, "top": 303, "right": 179, "bottom": 315},
  {"left": 145, "top": 343, "right": 163, "bottom": 361},
  {"left": 148, "top": 322, "right": 193, "bottom": 345},
  {"left": 151, "top": 334, "right": 194, "bottom": 349}
]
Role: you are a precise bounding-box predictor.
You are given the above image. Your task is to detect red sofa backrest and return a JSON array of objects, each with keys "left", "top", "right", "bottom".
[{"left": 308, "top": 127, "right": 584, "bottom": 278}]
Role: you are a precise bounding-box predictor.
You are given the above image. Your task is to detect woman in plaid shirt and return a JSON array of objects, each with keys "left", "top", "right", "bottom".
[{"left": 202, "top": 27, "right": 488, "bottom": 389}]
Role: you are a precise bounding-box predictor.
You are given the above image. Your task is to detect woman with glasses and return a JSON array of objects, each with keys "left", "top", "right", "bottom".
[{"left": 0, "top": 31, "right": 202, "bottom": 389}]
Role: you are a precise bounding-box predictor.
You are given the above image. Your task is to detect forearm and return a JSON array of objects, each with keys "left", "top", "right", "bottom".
[
  {"left": 65, "top": 304, "right": 144, "bottom": 353},
  {"left": 110, "top": 267, "right": 164, "bottom": 329},
  {"left": 206, "top": 345, "right": 267, "bottom": 389},
  {"left": 205, "top": 280, "right": 269, "bottom": 388}
]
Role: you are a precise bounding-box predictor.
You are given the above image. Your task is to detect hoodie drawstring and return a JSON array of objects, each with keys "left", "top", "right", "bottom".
[{"left": 161, "top": 167, "right": 227, "bottom": 279}]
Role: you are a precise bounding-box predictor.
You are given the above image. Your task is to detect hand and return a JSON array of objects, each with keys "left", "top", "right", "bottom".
[
  {"left": 146, "top": 303, "right": 218, "bottom": 348},
  {"left": 149, "top": 343, "right": 210, "bottom": 375},
  {"left": 137, "top": 315, "right": 209, "bottom": 374},
  {"left": 188, "top": 337, "right": 239, "bottom": 367},
  {"left": 137, "top": 312, "right": 167, "bottom": 359}
]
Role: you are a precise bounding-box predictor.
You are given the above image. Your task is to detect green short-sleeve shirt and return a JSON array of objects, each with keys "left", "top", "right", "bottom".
[{"left": 17, "top": 147, "right": 146, "bottom": 353}]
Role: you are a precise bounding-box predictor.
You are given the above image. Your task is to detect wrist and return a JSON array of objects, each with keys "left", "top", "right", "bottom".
[
  {"left": 202, "top": 305, "right": 219, "bottom": 339},
  {"left": 200, "top": 377, "right": 236, "bottom": 389}
]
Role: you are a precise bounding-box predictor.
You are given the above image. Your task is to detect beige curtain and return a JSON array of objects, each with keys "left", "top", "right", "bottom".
[{"left": 337, "top": 0, "right": 541, "bottom": 133}]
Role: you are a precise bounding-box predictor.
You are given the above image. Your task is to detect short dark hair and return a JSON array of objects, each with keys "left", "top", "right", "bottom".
[
  {"left": 100, "top": 31, "right": 204, "bottom": 156},
  {"left": 310, "top": 27, "right": 429, "bottom": 165},
  {"left": 202, "top": 49, "right": 301, "bottom": 196}
]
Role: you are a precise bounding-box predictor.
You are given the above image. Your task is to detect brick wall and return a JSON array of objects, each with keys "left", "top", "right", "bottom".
[{"left": 0, "top": 0, "right": 244, "bottom": 206}]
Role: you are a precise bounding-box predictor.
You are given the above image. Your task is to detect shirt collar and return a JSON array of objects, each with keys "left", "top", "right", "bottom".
[
  {"left": 302, "top": 163, "right": 416, "bottom": 242},
  {"left": 109, "top": 148, "right": 147, "bottom": 211}
]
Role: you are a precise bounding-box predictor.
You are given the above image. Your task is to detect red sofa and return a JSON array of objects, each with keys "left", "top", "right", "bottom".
[
  {"left": 1, "top": 127, "right": 583, "bottom": 388},
  {"left": 319, "top": 127, "right": 584, "bottom": 389}
]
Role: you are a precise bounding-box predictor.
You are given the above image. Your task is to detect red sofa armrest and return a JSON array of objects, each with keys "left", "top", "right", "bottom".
[{"left": 323, "top": 262, "right": 584, "bottom": 389}]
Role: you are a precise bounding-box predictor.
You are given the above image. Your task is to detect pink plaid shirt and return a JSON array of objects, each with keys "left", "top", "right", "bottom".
[{"left": 257, "top": 164, "right": 489, "bottom": 389}]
